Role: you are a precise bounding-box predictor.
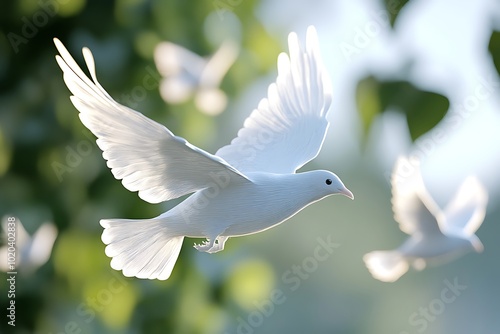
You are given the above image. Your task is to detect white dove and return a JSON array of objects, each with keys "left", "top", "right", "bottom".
[
  {"left": 0, "top": 217, "right": 58, "bottom": 273},
  {"left": 154, "top": 39, "right": 239, "bottom": 115},
  {"left": 364, "top": 156, "right": 487, "bottom": 282},
  {"left": 54, "top": 26, "right": 353, "bottom": 281}
]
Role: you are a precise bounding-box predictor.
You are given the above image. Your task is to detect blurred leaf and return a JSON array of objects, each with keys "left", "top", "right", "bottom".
[
  {"left": 356, "top": 76, "right": 381, "bottom": 138},
  {"left": 488, "top": 30, "right": 500, "bottom": 77},
  {"left": 82, "top": 274, "right": 138, "bottom": 330},
  {"left": 0, "top": 127, "right": 12, "bottom": 176},
  {"left": 53, "top": 229, "right": 108, "bottom": 290},
  {"left": 224, "top": 259, "right": 275, "bottom": 311},
  {"left": 383, "top": 0, "right": 410, "bottom": 27},
  {"left": 356, "top": 75, "right": 449, "bottom": 141},
  {"left": 58, "top": 0, "right": 86, "bottom": 17}
]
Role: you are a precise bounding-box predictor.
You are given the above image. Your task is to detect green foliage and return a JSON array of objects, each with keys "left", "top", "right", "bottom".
[
  {"left": 383, "top": 0, "right": 411, "bottom": 27},
  {"left": 356, "top": 75, "right": 450, "bottom": 141},
  {"left": 488, "top": 30, "right": 500, "bottom": 77}
]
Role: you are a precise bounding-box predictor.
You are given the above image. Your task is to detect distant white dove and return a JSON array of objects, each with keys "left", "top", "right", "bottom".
[
  {"left": 0, "top": 217, "right": 58, "bottom": 273},
  {"left": 54, "top": 26, "right": 353, "bottom": 281},
  {"left": 154, "top": 39, "right": 239, "bottom": 115},
  {"left": 364, "top": 156, "right": 487, "bottom": 282}
]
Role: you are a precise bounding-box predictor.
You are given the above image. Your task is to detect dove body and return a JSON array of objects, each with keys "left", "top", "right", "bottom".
[
  {"left": 101, "top": 171, "right": 350, "bottom": 279},
  {"left": 397, "top": 233, "right": 475, "bottom": 261},
  {"left": 167, "top": 170, "right": 350, "bottom": 238}
]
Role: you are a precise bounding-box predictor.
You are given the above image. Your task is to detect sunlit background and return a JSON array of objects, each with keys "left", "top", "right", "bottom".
[{"left": 1, "top": 0, "right": 500, "bottom": 333}]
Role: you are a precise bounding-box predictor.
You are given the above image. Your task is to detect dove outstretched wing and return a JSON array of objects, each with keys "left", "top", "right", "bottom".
[
  {"left": 54, "top": 38, "right": 249, "bottom": 204},
  {"left": 216, "top": 26, "right": 332, "bottom": 174},
  {"left": 443, "top": 176, "right": 488, "bottom": 235},
  {"left": 391, "top": 156, "right": 445, "bottom": 237}
]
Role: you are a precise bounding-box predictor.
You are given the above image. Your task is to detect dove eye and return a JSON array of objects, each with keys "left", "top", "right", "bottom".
[{"left": 325, "top": 179, "right": 332, "bottom": 185}]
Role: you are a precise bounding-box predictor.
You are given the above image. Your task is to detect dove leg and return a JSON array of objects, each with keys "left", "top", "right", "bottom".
[
  {"left": 194, "top": 239, "right": 215, "bottom": 252},
  {"left": 194, "top": 236, "right": 228, "bottom": 254},
  {"left": 208, "top": 236, "right": 228, "bottom": 253}
]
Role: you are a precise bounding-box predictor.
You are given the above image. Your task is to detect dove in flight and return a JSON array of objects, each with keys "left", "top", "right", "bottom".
[
  {"left": 54, "top": 26, "right": 353, "bottom": 281},
  {"left": 364, "top": 156, "right": 487, "bottom": 282},
  {"left": 154, "top": 39, "right": 239, "bottom": 115},
  {"left": 0, "top": 217, "right": 58, "bottom": 273}
]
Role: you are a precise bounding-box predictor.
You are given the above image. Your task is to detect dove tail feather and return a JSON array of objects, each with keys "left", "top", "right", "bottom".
[
  {"left": 100, "top": 218, "right": 184, "bottom": 280},
  {"left": 363, "top": 250, "right": 408, "bottom": 282}
]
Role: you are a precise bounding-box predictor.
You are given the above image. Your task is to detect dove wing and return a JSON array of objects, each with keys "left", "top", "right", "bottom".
[
  {"left": 200, "top": 40, "right": 239, "bottom": 87},
  {"left": 216, "top": 26, "right": 332, "bottom": 174},
  {"left": 54, "top": 38, "right": 249, "bottom": 204},
  {"left": 28, "top": 223, "right": 58, "bottom": 267},
  {"left": 443, "top": 176, "right": 488, "bottom": 235},
  {"left": 154, "top": 41, "right": 206, "bottom": 80},
  {"left": 391, "top": 157, "right": 445, "bottom": 237}
]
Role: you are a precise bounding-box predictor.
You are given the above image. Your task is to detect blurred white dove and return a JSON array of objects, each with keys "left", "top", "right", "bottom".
[
  {"left": 54, "top": 26, "right": 353, "bottom": 281},
  {"left": 0, "top": 217, "right": 58, "bottom": 273},
  {"left": 364, "top": 156, "right": 487, "bottom": 282},
  {"left": 154, "top": 39, "right": 239, "bottom": 115}
]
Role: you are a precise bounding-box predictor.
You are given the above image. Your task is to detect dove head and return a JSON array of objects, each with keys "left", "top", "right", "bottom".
[{"left": 302, "top": 170, "right": 353, "bottom": 200}]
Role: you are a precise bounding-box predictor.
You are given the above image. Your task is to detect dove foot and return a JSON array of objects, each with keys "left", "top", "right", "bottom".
[{"left": 194, "top": 236, "right": 228, "bottom": 253}]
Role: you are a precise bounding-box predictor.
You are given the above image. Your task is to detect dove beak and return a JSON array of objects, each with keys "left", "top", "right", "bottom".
[{"left": 339, "top": 187, "right": 354, "bottom": 200}]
